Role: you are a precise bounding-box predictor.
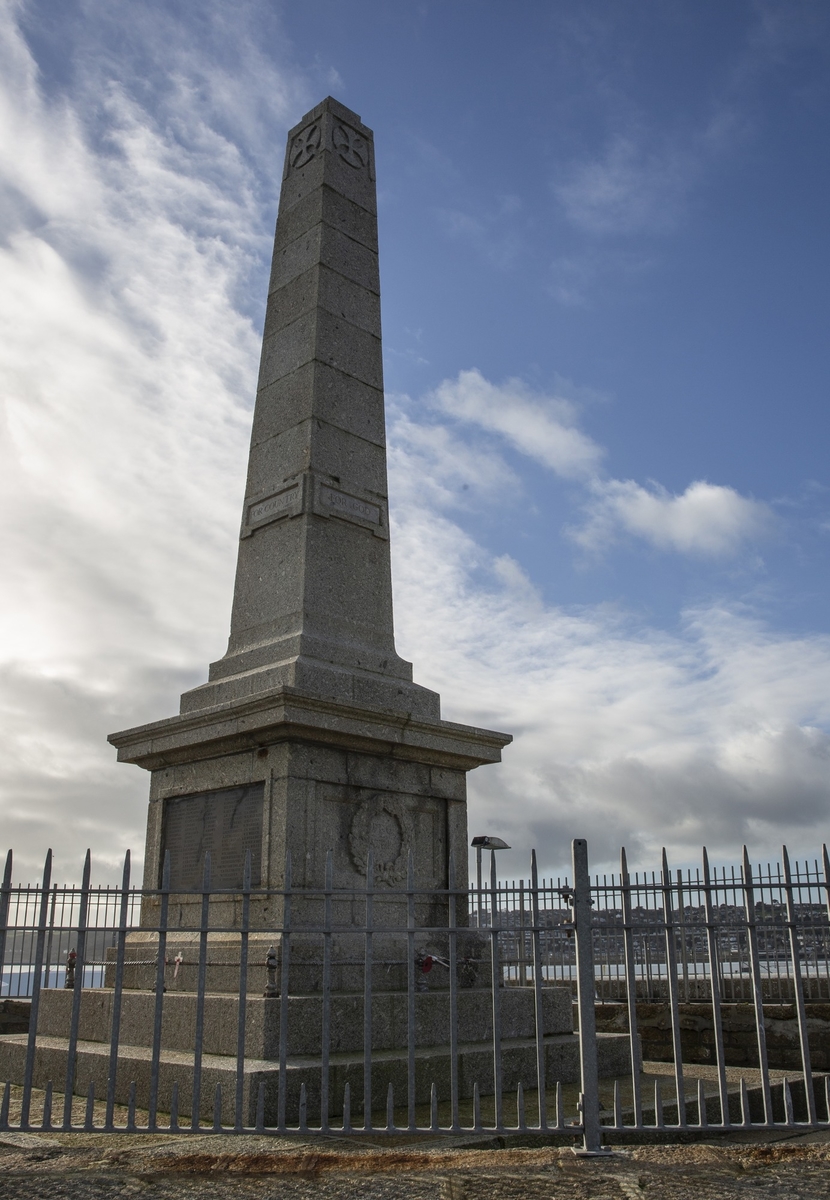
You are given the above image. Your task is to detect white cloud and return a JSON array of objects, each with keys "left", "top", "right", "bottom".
[
  {"left": 0, "top": 2, "right": 819, "bottom": 895},
  {"left": 572, "top": 478, "right": 773, "bottom": 556},
  {"left": 0, "top": 1, "right": 307, "bottom": 880},
  {"left": 430, "top": 368, "right": 604, "bottom": 481},
  {"left": 553, "top": 134, "right": 693, "bottom": 236},
  {"left": 425, "top": 369, "right": 771, "bottom": 559},
  {"left": 386, "top": 396, "right": 518, "bottom": 512},
  {"left": 388, "top": 482, "right": 830, "bottom": 878}
]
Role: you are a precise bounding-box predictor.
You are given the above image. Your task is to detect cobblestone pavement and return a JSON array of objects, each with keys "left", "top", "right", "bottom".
[{"left": 0, "top": 1131, "right": 829, "bottom": 1199}]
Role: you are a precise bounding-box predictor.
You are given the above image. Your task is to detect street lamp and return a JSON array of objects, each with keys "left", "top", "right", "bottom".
[{"left": 471, "top": 835, "right": 511, "bottom": 927}]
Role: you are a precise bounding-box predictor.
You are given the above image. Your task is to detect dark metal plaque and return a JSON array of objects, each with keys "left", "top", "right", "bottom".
[{"left": 161, "top": 783, "right": 264, "bottom": 890}]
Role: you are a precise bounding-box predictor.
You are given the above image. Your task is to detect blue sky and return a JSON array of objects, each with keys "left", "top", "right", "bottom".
[{"left": 1, "top": 0, "right": 829, "bottom": 882}]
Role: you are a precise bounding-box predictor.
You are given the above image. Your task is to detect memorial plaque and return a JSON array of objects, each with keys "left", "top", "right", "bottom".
[
  {"left": 162, "top": 783, "right": 264, "bottom": 890},
  {"left": 319, "top": 484, "right": 380, "bottom": 526}
]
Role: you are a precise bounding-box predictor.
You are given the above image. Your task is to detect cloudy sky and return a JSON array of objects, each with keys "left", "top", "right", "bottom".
[{"left": 1, "top": 0, "right": 829, "bottom": 883}]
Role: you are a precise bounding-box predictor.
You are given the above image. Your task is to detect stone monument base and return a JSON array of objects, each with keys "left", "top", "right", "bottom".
[{"left": 0, "top": 986, "right": 630, "bottom": 1125}]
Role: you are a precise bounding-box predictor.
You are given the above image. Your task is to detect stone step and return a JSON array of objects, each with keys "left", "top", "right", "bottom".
[
  {"left": 32, "top": 986, "right": 573, "bottom": 1058},
  {"left": 0, "top": 1029, "right": 630, "bottom": 1125}
]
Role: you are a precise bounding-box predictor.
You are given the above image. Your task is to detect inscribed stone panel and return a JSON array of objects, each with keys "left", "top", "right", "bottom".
[{"left": 162, "top": 783, "right": 264, "bottom": 890}]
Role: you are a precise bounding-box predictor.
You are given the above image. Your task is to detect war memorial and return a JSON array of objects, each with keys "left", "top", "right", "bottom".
[{"left": 0, "top": 98, "right": 629, "bottom": 1126}]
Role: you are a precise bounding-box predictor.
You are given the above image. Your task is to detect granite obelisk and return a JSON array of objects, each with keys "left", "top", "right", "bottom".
[
  {"left": 0, "top": 101, "right": 630, "bottom": 1126},
  {"left": 109, "top": 98, "right": 510, "bottom": 943}
]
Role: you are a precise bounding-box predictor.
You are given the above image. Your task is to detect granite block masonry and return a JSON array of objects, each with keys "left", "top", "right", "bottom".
[{"left": 107, "top": 97, "right": 512, "bottom": 950}]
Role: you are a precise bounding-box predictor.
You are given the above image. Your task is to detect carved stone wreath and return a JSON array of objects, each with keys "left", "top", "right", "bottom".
[{"left": 348, "top": 795, "right": 415, "bottom": 885}]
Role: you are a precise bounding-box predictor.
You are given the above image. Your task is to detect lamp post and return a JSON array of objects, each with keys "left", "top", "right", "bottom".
[{"left": 470, "top": 835, "right": 511, "bottom": 927}]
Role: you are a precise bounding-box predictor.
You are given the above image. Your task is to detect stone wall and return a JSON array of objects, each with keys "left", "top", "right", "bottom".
[
  {"left": 590, "top": 1001, "right": 830, "bottom": 1071},
  {"left": 0, "top": 1000, "right": 29, "bottom": 1036}
]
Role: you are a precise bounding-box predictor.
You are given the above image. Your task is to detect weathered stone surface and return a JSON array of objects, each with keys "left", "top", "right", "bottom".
[
  {"left": 592, "top": 1000, "right": 830, "bottom": 1072},
  {"left": 161, "top": 783, "right": 264, "bottom": 891},
  {"left": 108, "top": 94, "right": 510, "bottom": 949}
]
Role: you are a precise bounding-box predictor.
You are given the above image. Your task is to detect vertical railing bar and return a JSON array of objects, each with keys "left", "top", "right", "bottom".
[
  {"left": 342, "top": 1083, "right": 352, "bottom": 1134},
  {"left": 84, "top": 1081, "right": 95, "bottom": 1132},
  {"left": 447, "top": 853, "right": 460, "bottom": 1133},
  {"left": 0, "top": 853, "right": 13, "bottom": 1023},
  {"left": 299, "top": 1082, "right": 308, "bottom": 1133},
  {"left": 660, "top": 848, "right": 686, "bottom": 1129},
  {"left": 783, "top": 845, "right": 816, "bottom": 1124},
  {"left": 0, "top": 1082, "right": 9, "bottom": 1131},
  {"left": 406, "top": 848, "right": 417, "bottom": 1132},
  {"left": 572, "top": 839, "right": 604, "bottom": 1152},
  {"left": 823, "top": 847, "right": 830, "bottom": 1017},
  {"left": 519, "top": 880, "right": 527, "bottom": 986},
  {"left": 620, "top": 848, "right": 642, "bottom": 1130},
  {"left": 702, "top": 848, "right": 730, "bottom": 1128},
  {"left": 235, "top": 850, "right": 251, "bottom": 1133},
  {"left": 277, "top": 851, "right": 292, "bottom": 1133},
  {"left": 105, "top": 851, "right": 131, "bottom": 1132},
  {"left": 363, "top": 850, "right": 374, "bottom": 1133},
  {"left": 255, "top": 1082, "right": 265, "bottom": 1133},
  {"left": 677, "top": 868, "right": 689, "bottom": 1003},
  {"left": 190, "top": 852, "right": 211, "bottom": 1132},
  {"left": 697, "top": 1077, "right": 708, "bottom": 1128},
  {"left": 489, "top": 849, "right": 504, "bottom": 1131},
  {"left": 742, "top": 846, "right": 772, "bottom": 1125},
  {"left": 21, "top": 849, "right": 53, "bottom": 1130},
  {"left": 740, "top": 1078, "right": 750, "bottom": 1128},
  {"left": 529, "top": 850, "right": 547, "bottom": 1131},
  {"left": 320, "top": 849, "right": 333, "bottom": 1134},
  {"left": 170, "top": 1082, "right": 179, "bottom": 1132},
  {"left": 63, "top": 849, "right": 92, "bottom": 1129},
  {"left": 148, "top": 851, "right": 171, "bottom": 1132},
  {"left": 44, "top": 886, "right": 57, "bottom": 992},
  {"left": 41, "top": 1080, "right": 52, "bottom": 1131}
]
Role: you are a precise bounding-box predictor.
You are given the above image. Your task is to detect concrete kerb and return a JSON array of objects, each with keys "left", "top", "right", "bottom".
[{"left": 0, "top": 1125, "right": 829, "bottom": 1174}]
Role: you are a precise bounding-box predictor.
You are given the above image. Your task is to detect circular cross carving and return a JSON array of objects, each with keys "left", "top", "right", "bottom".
[
  {"left": 333, "top": 124, "right": 368, "bottom": 170},
  {"left": 290, "top": 123, "right": 321, "bottom": 170},
  {"left": 349, "top": 795, "right": 414, "bottom": 885}
]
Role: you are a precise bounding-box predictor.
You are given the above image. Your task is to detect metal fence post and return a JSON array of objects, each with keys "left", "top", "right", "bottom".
[
  {"left": 235, "top": 850, "right": 251, "bottom": 1132},
  {"left": 21, "top": 849, "right": 53, "bottom": 1130},
  {"left": 0, "top": 852, "right": 12, "bottom": 1017},
  {"left": 661, "top": 849, "right": 686, "bottom": 1128},
  {"left": 489, "top": 848, "right": 504, "bottom": 1130},
  {"left": 741, "top": 846, "right": 772, "bottom": 1125},
  {"left": 105, "top": 850, "right": 131, "bottom": 1132},
  {"left": 782, "top": 845, "right": 816, "bottom": 1124},
  {"left": 571, "top": 839, "right": 609, "bottom": 1155},
  {"left": 529, "top": 849, "right": 548, "bottom": 1131},
  {"left": 63, "top": 849, "right": 92, "bottom": 1129},
  {"left": 619, "top": 848, "right": 642, "bottom": 1128}
]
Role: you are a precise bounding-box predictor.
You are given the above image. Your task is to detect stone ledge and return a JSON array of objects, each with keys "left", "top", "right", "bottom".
[{"left": 109, "top": 687, "right": 512, "bottom": 772}]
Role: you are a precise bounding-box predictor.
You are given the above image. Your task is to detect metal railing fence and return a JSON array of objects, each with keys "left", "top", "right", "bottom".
[{"left": 0, "top": 840, "right": 828, "bottom": 1152}]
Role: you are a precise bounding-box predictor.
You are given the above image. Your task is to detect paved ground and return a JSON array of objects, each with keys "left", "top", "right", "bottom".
[{"left": 1, "top": 1129, "right": 829, "bottom": 1199}]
